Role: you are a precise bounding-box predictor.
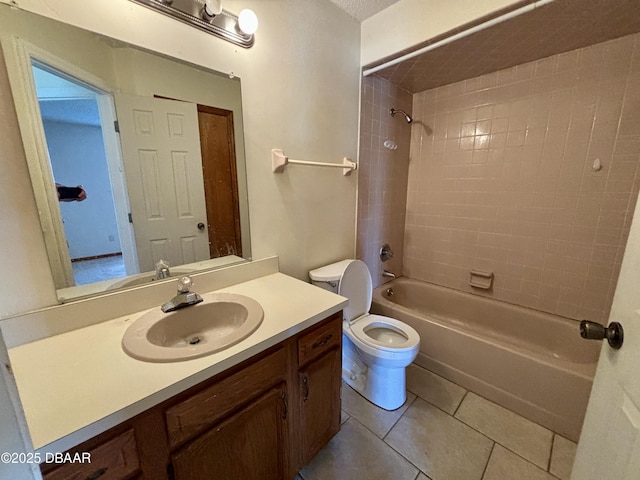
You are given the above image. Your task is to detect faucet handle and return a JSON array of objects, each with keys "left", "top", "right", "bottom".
[{"left": 177, "top": 276, "right": 193, "bottom": 293}]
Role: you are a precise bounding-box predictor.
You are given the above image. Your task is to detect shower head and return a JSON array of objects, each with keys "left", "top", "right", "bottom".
[{"left": 390, "top": 108, "right": 413, "bottom": 124}]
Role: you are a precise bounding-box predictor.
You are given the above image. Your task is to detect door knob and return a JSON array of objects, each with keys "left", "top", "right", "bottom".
[
  {"left": 580, "top": 320, "right": 624, "bottom": 350},
  {"left": 197, "top": 222, "right": 205, "bottom": 230}
]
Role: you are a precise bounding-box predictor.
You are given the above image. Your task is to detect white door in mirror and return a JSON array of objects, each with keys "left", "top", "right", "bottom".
[{"left": 115, "top": 95, "right": 210, "bottom": 272}]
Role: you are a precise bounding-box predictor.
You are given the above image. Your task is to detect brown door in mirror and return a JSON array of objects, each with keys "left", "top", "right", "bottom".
[{"left": 197, "top": 105, "right": 242, "bottom": 258}]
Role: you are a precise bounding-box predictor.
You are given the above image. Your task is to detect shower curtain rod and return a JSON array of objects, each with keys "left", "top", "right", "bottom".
[{"left": 362, "top": 0, "right": 555, "bottom": 77}]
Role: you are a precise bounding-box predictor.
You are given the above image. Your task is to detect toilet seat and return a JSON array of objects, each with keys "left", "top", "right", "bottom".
[
  {"left": 338, "top": 260, "right": 419, "bottom": 354},
  {"left": 350, "top": 314, "right": 420, "bottom": 352}
]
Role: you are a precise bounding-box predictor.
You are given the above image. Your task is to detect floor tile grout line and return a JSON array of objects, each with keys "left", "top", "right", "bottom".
[
  {"left": 411, "top": 364, "right": 569, "bottom": 446},
  {"left": 342, "top": 389, "right": 417, "bottom": 440},
  {"left": 306, "top": 391, "right": 558, "bottom": 480},
  {"left": 406, "top": 368, "right": 562, "bottom": 472},
  {"left": 347, "top": 413, "right": 427, "bottom": 478},
  {"left": 457, "top": 390, "right": 555, "bottom": 434},
  {"left": 453, "top": 389, "right": 469, "bottom": 417},
  {"left": 410, "top": 362, "right": 470, "bottom": 392},
  {"left": 381, "top": 394, "right": 418, "bottom": 442},
  {"left": 480, "top": 441, "right": 497, "bottom": 480},
  {"left": 409, "top": 393, "right": 554, "bottom": 472},
  {"left": 487, "top": 439, "right": 555, "bottom": 473},
  {"left": 548, "top": 433, "right": 556, "bottom": 473},
  {"left": 380, "top": 395, "right": 497, "bottom": 479},
  {"left": 405, "top": 384, "right": 468, "bottom": 418},
  {"left": 380, "top": 433, "right": 431, "bottom": 479},
  {"left": 339, "top": 363, "right": 572, "bottom": 479}
]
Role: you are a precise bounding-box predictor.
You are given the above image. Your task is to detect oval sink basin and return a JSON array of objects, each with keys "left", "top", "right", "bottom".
[{"left": 122, "top": 293, "right": 263, "bottom": 362}]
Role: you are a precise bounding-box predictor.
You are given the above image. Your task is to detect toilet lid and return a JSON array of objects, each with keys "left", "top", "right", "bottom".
[{"left": 338, "top": 260, "right": 372, "bottom": 323}]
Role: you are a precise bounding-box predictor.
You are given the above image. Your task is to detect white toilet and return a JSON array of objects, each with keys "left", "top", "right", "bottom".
[{"left": 309, "top": 259, "right": 420, "bottom": 410}]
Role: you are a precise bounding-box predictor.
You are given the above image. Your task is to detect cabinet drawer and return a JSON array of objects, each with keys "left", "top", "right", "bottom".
[
  {"left": 43, "top": 429, "right": 139, "bottom": 480},
  {"left": 165, "top": 347, "right": 287, "bottom": 448},
  {"left": 297, "top": 312, "right": 342, "bottom": 367}
]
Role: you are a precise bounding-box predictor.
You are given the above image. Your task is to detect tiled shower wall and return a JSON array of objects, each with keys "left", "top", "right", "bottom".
[
  {"left": 405, "top": 33, "right": 640, "bottom": 322},
  {"left": 357, "top": 76, "right": 412, "bottom": 287}
]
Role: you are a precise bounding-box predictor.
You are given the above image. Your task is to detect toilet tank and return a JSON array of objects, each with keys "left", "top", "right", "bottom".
[{"left": 309, "top": 259, "right": 353, "bottom": 293}]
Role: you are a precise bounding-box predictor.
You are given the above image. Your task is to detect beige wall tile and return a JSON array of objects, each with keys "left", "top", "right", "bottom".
[
  {"left": 357, "top": 77, "right": 412, "bottom": 287},
  {"left": 399, "top": 33, "right": 640, "bottom": 322}
]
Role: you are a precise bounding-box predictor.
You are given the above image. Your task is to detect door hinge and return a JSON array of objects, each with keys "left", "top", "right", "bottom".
[
  {"left": 114, "top": 120, "right": 120, "bottom": 133},
  {"left": 128, "top": 212, "right": 133, "bottom": 224}
]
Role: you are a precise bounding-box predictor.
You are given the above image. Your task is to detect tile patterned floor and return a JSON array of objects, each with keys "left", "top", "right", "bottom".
[{"left": 298, "top": 364, "right": 577, "bottom": 480}]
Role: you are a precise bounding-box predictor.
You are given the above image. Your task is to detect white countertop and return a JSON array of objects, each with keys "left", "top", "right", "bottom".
[{"left": 8, "top": 272, "right": 347, "bottom": 454}]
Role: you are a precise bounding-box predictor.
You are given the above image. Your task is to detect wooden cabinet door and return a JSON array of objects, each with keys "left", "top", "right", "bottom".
[
  {"left": 299, "top": 347, "right": 341, "bottom": 464},
  {"left": 171, "top": 384, "right": 289, "bottom": 480}
]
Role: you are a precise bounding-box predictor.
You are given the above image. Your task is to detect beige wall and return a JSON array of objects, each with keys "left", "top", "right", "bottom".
[
  {"left": 361, "top": 0, "right": 524, "bottom": 66},
  {"left": 357, "top": 75, "right": 412, "bottom": 287},
  {"left": 0, "top": 0, "right": 360, "bottom": 317},
  {"left": 405, "top": 33, "right": 640, "bottom": 322}
]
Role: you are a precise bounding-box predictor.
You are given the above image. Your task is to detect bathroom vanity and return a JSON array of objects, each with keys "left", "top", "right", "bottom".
[
  {"left": 41, "top": 312, "right": 342, "bottom": 480},
  {"left": 4, "top": 264, "right": 346, "bottom": 480}
]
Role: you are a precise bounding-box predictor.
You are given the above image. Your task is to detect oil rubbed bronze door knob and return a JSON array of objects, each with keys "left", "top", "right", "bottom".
[
  {"left": 580, "top": 320, "right": 624, "bottom": 350},
  {"left": 197, "top": 222, "right": 205, "bottom": 230}
]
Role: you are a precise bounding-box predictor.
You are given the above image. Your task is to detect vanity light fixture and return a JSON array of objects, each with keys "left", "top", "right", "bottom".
[{"left": 129, "top": 0, "right": 258, "bottom": 48}]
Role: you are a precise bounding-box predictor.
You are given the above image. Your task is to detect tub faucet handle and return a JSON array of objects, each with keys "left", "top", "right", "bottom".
[{"left": 380, "top": 244, "right": 394, "bottom": 262}]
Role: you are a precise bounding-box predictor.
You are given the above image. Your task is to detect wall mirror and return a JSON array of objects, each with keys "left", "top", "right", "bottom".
[{"left": 0, "top": 3, "right": 251, "bottom": 302}]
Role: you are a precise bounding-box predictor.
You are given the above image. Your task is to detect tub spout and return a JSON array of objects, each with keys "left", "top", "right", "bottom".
[{"left": 382, "top": 270, "right": 396, "bottom": 279}]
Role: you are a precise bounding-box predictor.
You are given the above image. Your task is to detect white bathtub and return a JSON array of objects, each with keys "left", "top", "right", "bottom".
[{"left": 371, "top": 277, "right": 600, "bottom": 441}]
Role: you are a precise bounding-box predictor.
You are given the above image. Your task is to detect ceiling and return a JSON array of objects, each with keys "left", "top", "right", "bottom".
[
  {"left": 328, "top": 0, "right": 401, "bottom": 22},
  {"left": 368, "top": 0, "right": 640, "bottom": 93}
]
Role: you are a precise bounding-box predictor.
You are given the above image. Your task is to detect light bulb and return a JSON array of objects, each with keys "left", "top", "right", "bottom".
[
  {"left": 238, "top": 9, "right": 258, "bottom": 35},
  {"left": 204, "top": 0, "right": 222, "bottom": 17}
]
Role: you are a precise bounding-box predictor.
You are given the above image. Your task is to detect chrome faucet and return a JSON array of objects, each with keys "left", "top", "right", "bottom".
[
  {"left": 161, "top": 276, "right": 203, "bottom": 313},
  {"left": 155, "top": 260, "right": 171, "bottom": 280},
  {"left": 156, "top": 266, "right": 170, "bottom": 279},
  {"left": 382, "top": 270, "right": 397, "bottom": 279}
]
